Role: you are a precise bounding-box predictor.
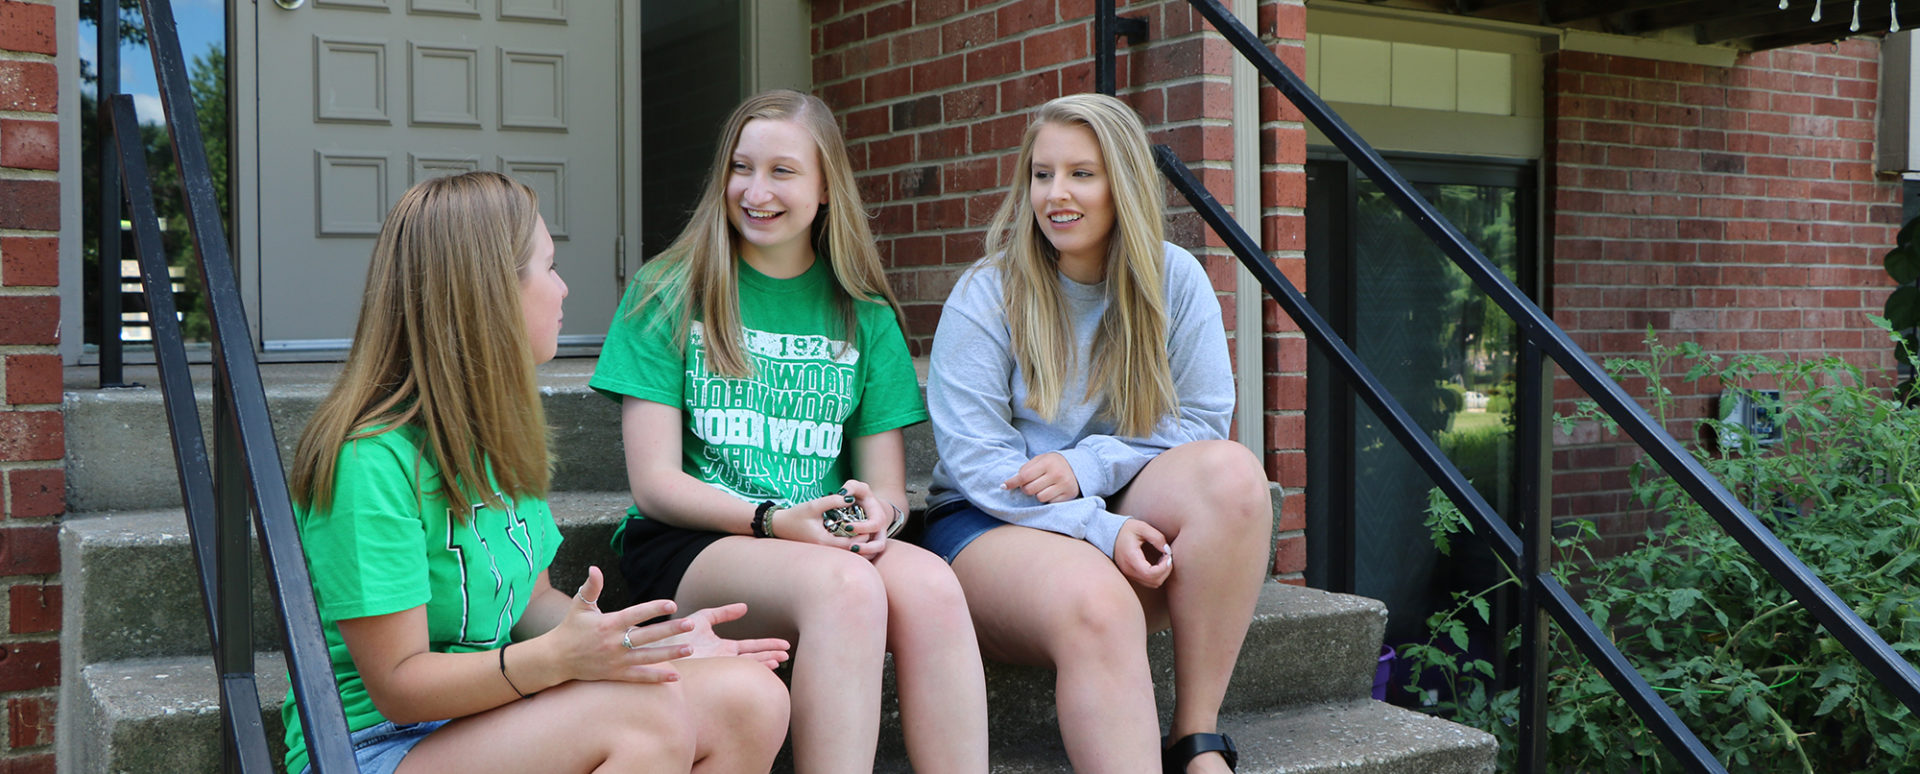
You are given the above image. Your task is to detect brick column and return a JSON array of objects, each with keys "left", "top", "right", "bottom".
[
  {"left": 0, "top": 0, "right": 64, "bottom": 769},
  {"left": 813, "top": 0, "right": 1307, "bottom": 579},
  {"left": 1258, "top": 0, "right": 1305, "bottom": 582}
]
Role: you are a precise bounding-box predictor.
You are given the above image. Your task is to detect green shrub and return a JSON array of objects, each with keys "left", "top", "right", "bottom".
[
  {"left": 1437, "top": 380, "right": 1467, "bottom": 416},
  {"left": 1406, "top": 328, "right": 1920, "bottom": 773}
]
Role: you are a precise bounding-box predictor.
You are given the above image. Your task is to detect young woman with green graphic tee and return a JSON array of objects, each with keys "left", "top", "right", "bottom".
[
  {"left": 592, "top": 91, "right": 989, "bottom": 774},
  {"left": 283, "top": 172, "right": 790, "bottom": 774}
]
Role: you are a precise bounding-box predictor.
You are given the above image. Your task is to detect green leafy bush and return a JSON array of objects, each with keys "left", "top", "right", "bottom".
[{"left": 1405, "top": 328, "right": 1920, "bottom": 773}]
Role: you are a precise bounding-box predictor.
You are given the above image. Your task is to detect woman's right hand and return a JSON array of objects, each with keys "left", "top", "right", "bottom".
[
  {"left": 768, "top": 491, "right": 887, "bottom": 558},
  {"left": 1112, "top": 518, "right": 1173, "bottom": 588},
  {"left": 546, "top": 567, "right": 702, "bottom": 684}
]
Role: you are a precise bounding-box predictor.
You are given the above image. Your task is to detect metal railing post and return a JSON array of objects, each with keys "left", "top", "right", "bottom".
[
  {"left": 1515, "top": 339, "right": 1549, "bottom": 774},
  {"left": 1094, "top": 0, "right": 1147, "bottom": 96},
  {"left": 95, "top": 0, "right": 126, "bottom": 387},
  {"left": 133, "top": 0, "right": 359, "bottom": 769}
]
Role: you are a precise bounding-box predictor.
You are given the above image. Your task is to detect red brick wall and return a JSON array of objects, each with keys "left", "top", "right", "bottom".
[
  {"left": 0, "top": 0, "right": 62, "bottom": 769},
  {"left": 1546, "top": 41, "right": 1901, "bottom": 551},
  {"left": 812, "top": 0, "right": 1308, "bottom": 579}
]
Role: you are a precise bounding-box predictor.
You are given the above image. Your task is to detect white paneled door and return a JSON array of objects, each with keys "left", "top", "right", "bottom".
[{"left": 242, "top": 0, "right": 632, "bottom": 353}]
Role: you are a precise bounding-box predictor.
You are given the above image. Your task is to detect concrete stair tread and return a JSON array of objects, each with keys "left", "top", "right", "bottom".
[
  {"left": 966, "top": 700, "right": 1497, "bottom": 774},
  {"left": 78, "top": 659, "right": 1495, "bottom": 774}
]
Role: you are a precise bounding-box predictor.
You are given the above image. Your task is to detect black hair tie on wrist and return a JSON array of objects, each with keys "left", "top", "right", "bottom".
[
  {"left": 752, "top": 500, "right": 778, "bottom": 538},
  {"left": 499, "top": 642, "right": 532, "bottom": 699}
]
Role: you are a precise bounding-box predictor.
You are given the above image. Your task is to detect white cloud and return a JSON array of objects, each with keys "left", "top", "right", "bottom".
[{"left": 132, "top": 93, "right": 167, "bottom": 126}]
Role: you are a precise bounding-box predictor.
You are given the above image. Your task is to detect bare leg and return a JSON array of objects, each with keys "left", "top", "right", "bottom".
[
  {"left": 1112, "top": 440, "right": 1272, "bottom": 774},
  {"left": 951, "top": 526, "right": 1160, "bottom": 774},
  {"left": 395, "top": 654, "right": 788, "bottom": 774},
  {"left": 869, "top": 541, "right": 989, "bottom": 773},
  {"left": 675, "top": 536, "right": 890, "bottom": 774}
]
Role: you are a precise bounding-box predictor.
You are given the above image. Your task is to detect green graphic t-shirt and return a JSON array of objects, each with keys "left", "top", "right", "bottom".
[
  {"left": 591, "top": 255, "right": 927, "bottom": 521},
  {"left": 281, "top": 424, "right": 562, "bottom": 774}
]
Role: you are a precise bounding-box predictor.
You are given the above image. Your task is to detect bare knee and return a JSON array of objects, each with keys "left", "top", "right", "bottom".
[
  {"left": 1189, "top": 441, "right": 1272, "bottom": 534},
  {"left": 1046, "top": 572, "right": 1147, "bottom": 659},
  {"left": 571, "top": 681, "right": 698, "bottom": 764},
  {"left": 795, "top": 550, "right": 890, "bottom": 635},
  {"left": 884, "top": 555, "right": 972, "bottom": 636},
  {"left": 689, "top": 657, "right": 791, "bottom": 745}
]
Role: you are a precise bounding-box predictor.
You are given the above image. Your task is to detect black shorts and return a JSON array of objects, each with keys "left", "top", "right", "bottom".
[{"left": 616, "top": 516, "right": 729, "bottom": 610}]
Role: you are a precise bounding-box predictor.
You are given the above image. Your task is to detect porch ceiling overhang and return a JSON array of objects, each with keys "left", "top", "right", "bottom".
[{"left": 1451, "top": 0, "right": 1909, "bottom": 51}]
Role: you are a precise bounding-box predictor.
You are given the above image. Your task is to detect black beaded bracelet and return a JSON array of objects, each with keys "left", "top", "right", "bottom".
[{"left": 751, "top": 500, "right": 778, "bottom": 538}]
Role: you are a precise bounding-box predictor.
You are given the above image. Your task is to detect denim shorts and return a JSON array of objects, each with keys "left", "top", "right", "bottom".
[
  {"left": 917, "top": 501, "right": 1008, "bottom": 563},
  {"left": 297, "top": 718, "right": 450, "bottom": 774}
]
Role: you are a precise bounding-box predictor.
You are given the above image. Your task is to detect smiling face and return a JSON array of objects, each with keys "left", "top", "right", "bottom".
[
  {"left": 518, "top": 215, "right": 566, "bottom": 364},
  {"left": 725, "top": 117, "right": 827, "bottom": 266},
  {"left": 1028, "top": 121, "right": 1115, "bottom": 277}
]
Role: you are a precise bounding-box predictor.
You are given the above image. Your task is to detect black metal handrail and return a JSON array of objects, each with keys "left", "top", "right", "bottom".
[
  {"left": 102, "top": 1, "right": 358, "bottom": 771},
  {"left": 1095, "top": 1, "right": 1920, "bottom": 772}
]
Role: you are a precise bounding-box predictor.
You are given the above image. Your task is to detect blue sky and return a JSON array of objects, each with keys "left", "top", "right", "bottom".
[{"left": 77, "top": 0, "right": 226, "bottom": 125}]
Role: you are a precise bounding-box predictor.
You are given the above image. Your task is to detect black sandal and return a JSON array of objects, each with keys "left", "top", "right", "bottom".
[{"left": 1162, "top": 732, "right": 1239, "bottom": 774}]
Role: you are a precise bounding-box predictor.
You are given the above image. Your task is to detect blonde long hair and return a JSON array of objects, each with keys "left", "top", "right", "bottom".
[
  {"left": 633, "top": 89, "right": 904, "bottom": 376},
  {"left": 983, "top": 93, "right": 1176, "bottom": 437},
  {"left": 291, "top": 171, "right": 550, "bottom": 516}
]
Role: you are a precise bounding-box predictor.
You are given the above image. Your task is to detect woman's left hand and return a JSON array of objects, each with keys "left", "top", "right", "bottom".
[
  {"left": 837, "top": 479, "right": 896, "bottom": 560},
  {"left": 656, "top": 603, "right": 791, "bottom": 670}
]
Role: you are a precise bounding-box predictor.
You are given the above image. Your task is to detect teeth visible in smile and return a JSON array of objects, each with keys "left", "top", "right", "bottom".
[
  {"left": 746, "top": 208, "right": 779, "bottom": 219},
  {"left": 1049, "top": 213, "right": 1081, "bottom": 223}
]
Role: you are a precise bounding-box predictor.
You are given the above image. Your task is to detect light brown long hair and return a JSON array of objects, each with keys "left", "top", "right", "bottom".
[
  {"left": 983, "top": 93, "right": 1176, "bottom": 437},
  {"left": 291, "top": 171, "right": 550, "bottom": 516},
  {"left": 631, "top": 89, "right": 904, "bottom": 376}
]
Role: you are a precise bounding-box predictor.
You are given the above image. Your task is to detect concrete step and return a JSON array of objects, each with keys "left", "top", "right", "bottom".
[
  {"left": 59, "top": 481, "right": 1286, "bottom": 664},
  {"left": 61, "top": 360, "right": 938, "bottom": 513},
  {"left": 58, "top": 491, "right": 639, "bottom": 665},
  {"left": 68, "top": 655, "right": 1494, "bottom": 774},
  {"left": 943, "top": 700, "right": 1498, "bottom": 774},
  {"left": 60, "top": 537, "right": 1382, "bottom": 749}
]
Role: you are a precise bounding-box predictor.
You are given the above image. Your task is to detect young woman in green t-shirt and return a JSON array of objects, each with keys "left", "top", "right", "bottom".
[
  {"left": 284, "top": 171, "right": 791, "bottom": 774},
  {"left": 591, "top": 91, "right": 989, "bottom": 774}
]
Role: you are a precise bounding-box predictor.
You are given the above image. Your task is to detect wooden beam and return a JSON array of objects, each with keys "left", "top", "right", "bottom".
[
  {"left": 1453, "top": 0, "right": 1533, "bottom": 13},
  {"left": 1543, "top": 0, "right": 1694, "bottom": 25},
  {"left": 1737, "top": 8, "right": 1901, "bottom": 50},
  {"left": 1697, "top": 0, "right": 1879, "bottom": 44},
  {"left": 1607, "top": 0, "right": 1775, "bottom": 34}
]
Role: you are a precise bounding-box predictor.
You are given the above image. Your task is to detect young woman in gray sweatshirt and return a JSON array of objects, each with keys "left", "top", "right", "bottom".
[{"left": 922, "top": 93, "right": 1275, "bottom": 774}]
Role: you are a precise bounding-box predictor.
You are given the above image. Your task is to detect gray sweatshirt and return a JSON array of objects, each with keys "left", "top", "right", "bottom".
[{"left": 927, "top": 242, "right": 1236, "bottom": 557}]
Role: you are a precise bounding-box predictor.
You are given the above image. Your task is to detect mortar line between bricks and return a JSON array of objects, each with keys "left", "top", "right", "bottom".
[{"left": 0, "top": 169, "right": 57, "bottom": 182}]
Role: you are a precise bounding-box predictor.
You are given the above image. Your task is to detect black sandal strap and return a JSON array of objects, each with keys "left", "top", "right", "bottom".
[{"left": 1162, "top": 732, "right": 1239, "bottom": 774}]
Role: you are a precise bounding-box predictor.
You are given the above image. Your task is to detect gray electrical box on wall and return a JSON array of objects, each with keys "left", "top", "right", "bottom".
[{"left": 1880, "top": 31, "right": 1920, "bottom": 173}]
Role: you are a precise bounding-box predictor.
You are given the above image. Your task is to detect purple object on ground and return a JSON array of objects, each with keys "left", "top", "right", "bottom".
[{"left": 1372, "top": 645, "right": 1395, "bottom": 701}]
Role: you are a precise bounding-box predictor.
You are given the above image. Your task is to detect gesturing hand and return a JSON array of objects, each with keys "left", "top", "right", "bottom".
[
  {"left": 1112, "top": 519, "right": 1173, "bottom": 589},
  {"left": 555, "top": 566, "right": 694, "bottom": 683},
  {"left": 655, "top": 603, "right": 791, "bottom": 670},
  {"left": 1004, "top": 452, "right": 1080, "bottom": 504}
]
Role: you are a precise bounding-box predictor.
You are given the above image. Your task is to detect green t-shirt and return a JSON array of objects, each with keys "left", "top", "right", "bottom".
[
  {"left": 591, "top": 255, "right": 927, "bottom": 523},
  {"left": 281, "top": 424, "right": 562, "bottom": 774}
]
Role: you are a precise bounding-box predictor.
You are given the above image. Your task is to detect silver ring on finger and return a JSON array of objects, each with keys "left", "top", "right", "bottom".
[{"left": 622, "top": 626, "right": 639, "bottom": 650}]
